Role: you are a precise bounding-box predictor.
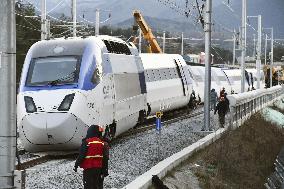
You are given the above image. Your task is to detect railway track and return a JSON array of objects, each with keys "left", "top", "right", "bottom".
[
  {"left": 17, "top": 107, "right": 204, "bottom": 170},
  {"left": 115, "top": 107, "right": 204, "bottom": 140}
]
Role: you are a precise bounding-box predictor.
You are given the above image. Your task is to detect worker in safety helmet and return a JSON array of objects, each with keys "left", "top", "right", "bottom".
[{"left": 74, "top": 125, "right": 109, "bottom": 189}]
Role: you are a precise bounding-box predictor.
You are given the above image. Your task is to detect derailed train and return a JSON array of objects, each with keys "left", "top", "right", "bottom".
[{"left": 17, "top": 36, "right": 265, "bottom": 152}]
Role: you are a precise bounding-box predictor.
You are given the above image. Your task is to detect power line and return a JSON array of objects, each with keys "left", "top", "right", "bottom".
[{"left": 47, "top": 0, "right": 65, "bottom": 14}]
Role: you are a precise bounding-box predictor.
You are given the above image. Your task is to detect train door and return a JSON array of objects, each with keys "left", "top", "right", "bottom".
[{"left": 174, "top": 58, "right": 192, "bottom": 96}]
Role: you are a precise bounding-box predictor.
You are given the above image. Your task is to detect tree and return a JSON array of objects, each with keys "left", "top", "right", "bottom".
[{"left": 16, "top": 1, "right": 40, "bottom": 85}]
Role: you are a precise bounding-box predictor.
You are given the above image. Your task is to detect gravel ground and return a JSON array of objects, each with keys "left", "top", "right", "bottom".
[
  {"left": 162, "top": 163, "right": 201, "bottom": 189},
  {"left": 24, "top": 109, "right": 222, "bottom": 189}
]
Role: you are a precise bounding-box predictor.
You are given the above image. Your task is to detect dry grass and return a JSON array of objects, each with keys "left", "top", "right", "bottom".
[{"left": 188, "top": 112, "right": 284, "bottom": 189}]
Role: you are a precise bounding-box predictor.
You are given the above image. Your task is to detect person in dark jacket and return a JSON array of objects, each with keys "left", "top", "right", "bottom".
[
  {"left": 219, "top": 87, "right": 225, "bottom": 99},
  {"left": 214, "top": 93, "right": 230, "bottom": 128},
  {"left": 189, "top": 90, "right": 197, "bottom": 109},
  {"left": 74, "top": 125, "right": 109, "bottom": 189},
  {"left": 210, "top": 88, "right": 218, "bottom": 111}
]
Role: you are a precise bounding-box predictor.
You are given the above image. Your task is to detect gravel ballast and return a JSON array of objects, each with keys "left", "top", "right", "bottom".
[{"left": 24, "top": 111, "right": 221, "bottom": 188}]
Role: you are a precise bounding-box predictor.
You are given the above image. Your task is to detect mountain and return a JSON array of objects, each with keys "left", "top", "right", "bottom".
[
  {"left": 28, "top": 0, "right": 222, "bottom": 24},
  {"left": 115, "top": 16, "right": 203, "bottom": 36},
  {"left": 28, "top": 0, "right": 284, "bottom": 38},
  {"left": 214, "top": 0, "right": 284, "bottom": 38}
]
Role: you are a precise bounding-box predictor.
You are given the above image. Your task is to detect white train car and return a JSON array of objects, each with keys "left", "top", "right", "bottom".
[
  {"left": 17, "top": 36, "right": 147, "bottom": 152},
  {"left": 140, "top": 54, "right": 193, "bottom": 114},
  {"left": 18, "top": 35, "right": 266, "bottom": 152},
  {"left": 245, "top": 68, "right": 265, "bottom": 89},
  {"left": 186, "top": 65, "right": 205, "bottom": 100},
  {"left": 211, "top": 67, "right": 231, "bottom": 94},
  {"left": 222, "top": 69, "right": 253, "bottom": 93}
]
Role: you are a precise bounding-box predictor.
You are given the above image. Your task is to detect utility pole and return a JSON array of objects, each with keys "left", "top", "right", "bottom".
[
  {"left": 271, "top": 28, "right": 274, "bottom": 87},
  {"left": 264, "top": 28, "right": 274, "bottom": 87},
  {"left": 138, "top": 29, "right": 142, "bottom": 53},
  {"left": 233, "top": 29, "right": 236, "bottom": 66},
  {"left": 248, "top": 15, "right": 262, "bottom": 89},
  {"left": 253, "top": 34, "right": 256, "bottom": 58},
  {"left": 46, "top": 19, "right": 50, "bottom": 39},
  {"left": 162, "top": 31, "right": 165, "bottom": 53},
  {"left": 0, "top": 1, "right": 16, "bottom": 188},
  {"left": 203, "top": 0, "right": 212, "bottom": 131},
  {"left": 265, "top": 34, "right": 268, "bottom": 65},
  {"left": 72, "top": 0, "right": 77, "bottom": 37},
  {"left": 41, "top": 0, "right": 47, "bottom": 40},
  {"left": 181, "top": 32, "right": 184, "bottom": 55},
  {"left": 241, "top": 0, "right": 246, "bottom": 93},
  {"left": 95, "top": 9, "right": 100, "bottom": 36},
  {"left": 256, "top": 15, "right": 262, "bottom": 89}
]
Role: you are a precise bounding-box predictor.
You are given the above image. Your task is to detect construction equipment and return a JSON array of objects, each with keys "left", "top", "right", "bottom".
[
  {"left": 263, "top": 65, "right": 284, "bottom": 87},
  {"left": 133, "top": 10, "right": 162, "bottom": 53}
]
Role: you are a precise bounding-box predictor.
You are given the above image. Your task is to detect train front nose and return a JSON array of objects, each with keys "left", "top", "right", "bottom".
[{"left": 21, "top": 112, "right": 80, "bottom": 148}]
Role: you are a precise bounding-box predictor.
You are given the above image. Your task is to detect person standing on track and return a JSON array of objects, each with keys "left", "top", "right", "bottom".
[{"left": 74, "top": 125, "right": 109, "bottom": 189}]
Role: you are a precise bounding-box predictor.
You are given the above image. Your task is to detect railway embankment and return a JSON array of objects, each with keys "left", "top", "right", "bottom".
[{"left": 162, "top": 103, "right": 284, "bottom": 189}]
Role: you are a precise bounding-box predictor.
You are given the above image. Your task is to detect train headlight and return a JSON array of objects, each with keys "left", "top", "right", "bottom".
[
  {"left": 24, "top": 96, "right": 37, "bottom": 113},
  {"left": 58, "top": 93, "right": 75, "bottom": 111}
]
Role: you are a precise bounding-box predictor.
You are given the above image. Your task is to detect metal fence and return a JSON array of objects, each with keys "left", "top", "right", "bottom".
[{"left": 265, "top": 147, "right": 284, "bottom": 189}]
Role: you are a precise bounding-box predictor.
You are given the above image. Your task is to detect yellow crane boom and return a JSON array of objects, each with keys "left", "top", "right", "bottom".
[{"left": 133, "top": 10, "right": 162, "bottom": 53}]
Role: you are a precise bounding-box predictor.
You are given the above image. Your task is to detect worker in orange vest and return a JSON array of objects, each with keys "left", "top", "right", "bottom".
[{"left": 74, "top": 125, "right": 109, "bottom": 189}]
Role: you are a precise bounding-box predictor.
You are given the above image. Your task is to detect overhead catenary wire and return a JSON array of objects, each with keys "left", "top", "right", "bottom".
[{"left": 47, "top": 0, "right": 65, "bottom": 14}]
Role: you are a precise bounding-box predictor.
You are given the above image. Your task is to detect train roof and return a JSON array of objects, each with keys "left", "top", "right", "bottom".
[{"left": 28, "top": 35, "right": 137, "bottom": 58}]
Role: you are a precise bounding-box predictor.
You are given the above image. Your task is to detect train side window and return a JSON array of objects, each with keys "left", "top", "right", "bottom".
[
  {"left": 91, "top": 68, "right": 100, "bottom": 84},
  {"left": 153, "top": 69, "right": 157, "bottom": 81},
  {"left": 152, "top": 69, "right": 156, "bottom": 81}
]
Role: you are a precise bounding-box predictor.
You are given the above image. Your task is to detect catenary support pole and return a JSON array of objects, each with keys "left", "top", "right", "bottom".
[
  {"left": 256, "top": 15, "right": 261, "bottom": 89},
  {"left": 162, "top": 31, "right": 165, "bottom": 53},
  {"left": 95, "top": 9, "right": 100, "bottom": 36},
  {"left": 41, "top": 0, "right": 46, "bottom": 40},
  {"left": 264, "top": 28, "right": 274, "bottom": 87},
  {"left": 72, "top": 0, "right": 76, "bottom": 37},
  {"left": 253, "top": 34, "right": 256, "bottom": 58},
  {"left": 0, "top": 0, "right": 17, "bottom": 188},
  {"left": 203, "top": 0, "right": 212, "bottom": 131},
  {"left": 233, "top": 29, "right": 236, "bottom": 66},
  {"left": 264, "top": 34, "right": 267, "bottom": 65},
  {"left": 270, "top": 28, "right": 274, "bottom": 87},
  {"left": 181, "top": 32, "right": 184, "bottom": 55},
  {"left": 46, "top": 19, "right": 50, "bottom": 39},
  {"left": 241, "top": 0, "right": 246, "bottom": 93}
]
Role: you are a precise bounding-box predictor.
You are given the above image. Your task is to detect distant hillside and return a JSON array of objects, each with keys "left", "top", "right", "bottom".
[
  {"left": 115, "top": 16, "right": 202, "bottom": 36},
  {"left": 28, "top": 0, "right": 284, "bottom": 38},
  {"left": 214, "top": 0, "right": 284, "bottom": 38}
]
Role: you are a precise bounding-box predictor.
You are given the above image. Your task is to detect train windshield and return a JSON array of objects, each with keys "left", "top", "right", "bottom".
[{"left": 26, "top": 56, "right": 80, "bottom": 86}]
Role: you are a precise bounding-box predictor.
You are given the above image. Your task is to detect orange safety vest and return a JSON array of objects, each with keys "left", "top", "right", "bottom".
[{"left": 80, "top": 137, "right": 104, "bottom": 169}]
